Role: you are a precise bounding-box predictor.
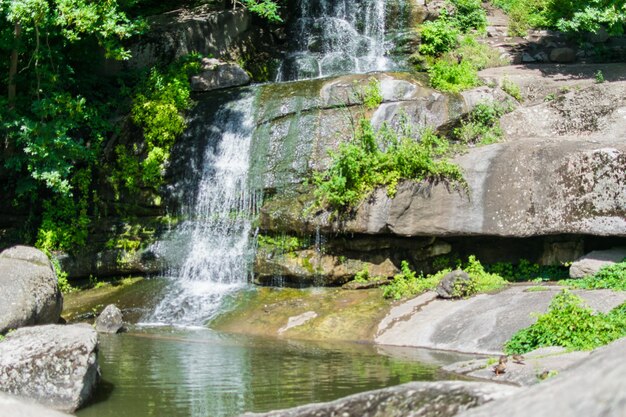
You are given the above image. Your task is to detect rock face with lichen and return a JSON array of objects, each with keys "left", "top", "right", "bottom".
[
  {"left": 95, "top": 304, "right": 124, "bottom": 334},
  {"left": 0, "top": 324, "right": 100, "bottom": 413},
  {"left": 0, "top": 246, "right": 62, "bottom": 334}
]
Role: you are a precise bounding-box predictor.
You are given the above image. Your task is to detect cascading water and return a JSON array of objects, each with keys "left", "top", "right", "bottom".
[
  {"left": 277, "top": 0, "right": 396, "bottom": 81},
  {"left": 150, "top": 90, "right": 259, "bottom": 325}
]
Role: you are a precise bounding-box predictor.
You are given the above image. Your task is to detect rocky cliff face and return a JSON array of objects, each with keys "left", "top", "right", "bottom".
[{"left": 251, "top": 67, "right": 626, "bottom": 284}]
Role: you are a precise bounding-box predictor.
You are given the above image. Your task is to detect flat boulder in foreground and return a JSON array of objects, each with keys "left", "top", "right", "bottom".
[{"left": 0, "top": 392, "right": 73, "bottom": 417}]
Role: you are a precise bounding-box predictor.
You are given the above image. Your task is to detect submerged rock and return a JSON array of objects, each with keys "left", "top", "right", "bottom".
[
  {"left": 569, "top": 247, "right": 626, "bottom": 278},
  {"left": 0, "top": 246, "right": 62, "bottom": 333},
  {"left": 0, "top": 392, "right": 72, "bottom": 417},
  {"left": 0, "top": 324, "right": 100, "bottom": 413},
  {"left": 95, "top": 304, "right": 124, "bottom": 334},
  {"left": 238, "top": 381, "right": 517, "bottom": 417}
]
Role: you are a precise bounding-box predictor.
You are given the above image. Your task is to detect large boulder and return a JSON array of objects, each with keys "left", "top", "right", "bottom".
[
  {"left": 238, "top": 381, "right": 517, "bottom": 417},
  {"left": 569, "top": 248, "right": 626, "bottom": 278},
  {"left": 457, "top": 337, "right": 626, "bottom": 417},
  {"left": 0, "top": 324, "right": 100, "bottom": 413},
  {"left": 190, "top": 58, "right": 250, "bottom": 92},
  {"left": 0, "top": 246, "right": 62, "bottom": 333},
  {"left": 94, "top": 304, "right": 124, "bottom": 334},
  {"left": 0, "top": 393, "right": 72, "bottom": 417}
]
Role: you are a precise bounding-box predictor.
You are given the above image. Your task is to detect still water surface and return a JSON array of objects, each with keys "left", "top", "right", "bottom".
[{"left": 77, "top": 327, "right": 469, "bottom": 417}]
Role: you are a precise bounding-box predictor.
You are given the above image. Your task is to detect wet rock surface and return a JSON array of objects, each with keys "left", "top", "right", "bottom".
[
  {"left": 0, "top": 324, "right": 99, "bottom": 412},
  {"left": 238, "top": 381, "right": 518, "bottom": 417},
  {"left": 0, "top": 246, "right": 62, "bottom": 333}
]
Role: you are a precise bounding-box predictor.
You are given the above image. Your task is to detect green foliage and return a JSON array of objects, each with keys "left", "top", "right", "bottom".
[
  {"left": 563, "top": 261, "right": 626, "bottom": 290},
  {"left": 493, "top": 0, "right": 626, "bottom": 36},
  {"left": 383, "top": 261, "right": 443, "bottom": 300},
  {"left": 46, "top": 251, "right": 74, "bottom": 293},
  {"left": 241, "top": 0, "right": 282, "bottom": 22},
  {"left": 112, "top": 54, "right": 201, "bottom": 195},
  {"left": 357, "top": 78, "right": 383, "bottom": 110},
  {"left": 505, "top": 290, "right": 626, "bottom": 354},
  {"left": 595, "top": 70, "right": 605, "bottom": 84},
  {"left": 453, "top": 102, "right": 510, "bottom": 145},
  {"left": 313, "top": 116, "right": 466, "bottom": 210},
  {"left": 419, "top": 17, "right": 460, "bottom": 56},
  {"left": 36, "top": 168, "right": 91, "bottom": 252},
  {"left": 502, "top": 79, "right": 523, "bottom": 101},
  {"left": 428, "top": 59, "right": 480, "bottom": 93},
  {"left": 448, "top": 35, "right": 509, "bottom": 70},
  {"left": 382, "top": 256, "right": 507, "bottom": 300},
  {"left": 257, "top": 234, "right": 308, "bottom": 253},
  {"left": 448, "top": 0, "right": 488, "bottom": 33},
  {"left": 486, "top": 259, "right": 569, "bottom": 282}
]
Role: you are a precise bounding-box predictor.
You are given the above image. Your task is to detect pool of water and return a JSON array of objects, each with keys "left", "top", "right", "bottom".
[{"left": 77, "top": 326, "right": 471, "bottom": 417}]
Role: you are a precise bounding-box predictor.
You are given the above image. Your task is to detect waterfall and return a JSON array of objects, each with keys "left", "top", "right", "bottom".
[
  {"left": 150, "top": 90, "right": 259, "bottom": 325},
  {"left": 277, "top": 0, "right": 396, "bottom": 81}
]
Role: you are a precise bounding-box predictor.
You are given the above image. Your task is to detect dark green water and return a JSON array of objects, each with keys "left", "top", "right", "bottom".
[{"left": 77, "top": 327, "right": 470, "bottom": 417}]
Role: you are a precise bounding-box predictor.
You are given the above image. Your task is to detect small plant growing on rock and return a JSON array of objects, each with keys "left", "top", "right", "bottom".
[
  {"left": 501, "top": 78, "right": 523, "bottom": 101},
  {"left": 595, "top": 70, "right": 605, "bottom": 84}
]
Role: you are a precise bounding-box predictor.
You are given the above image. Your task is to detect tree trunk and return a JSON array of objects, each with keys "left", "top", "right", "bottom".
[{"left": 8, "top": 22, "right": 21, "bottom": 110}]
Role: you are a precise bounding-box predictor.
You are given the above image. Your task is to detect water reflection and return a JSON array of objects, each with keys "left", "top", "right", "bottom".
[{"left": 78, "top": 327, "right": 471, "bottom": 417}]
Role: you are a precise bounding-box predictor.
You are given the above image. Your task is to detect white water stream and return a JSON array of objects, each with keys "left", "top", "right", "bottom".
[{"left": 150, "top": 92, "right": 259, "bottom": 325}]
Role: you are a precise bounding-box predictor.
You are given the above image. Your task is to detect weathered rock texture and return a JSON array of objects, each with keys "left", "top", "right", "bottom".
[
  {"left": 569, "top": 247, "right": 626, "bottom": 278},
  {"left": 94, "top": 304, "right": 124, "bottom": 334},
  {"left": 0, "top": 246, "right": 62, "bottom": 333},
  {"left": 191, "top": 58, "right": 251, "bottom": 92},
  {"left": 0, "top": 324, "right": 100, "bottom": 412},
  {"left": 0, "top": 393, "right": 73, "bottom": 417},
  {"left": 375, "top": 286, "right": 626, "bottom": 354},
  {"left": 238, "top": 381, "right": 517, "bottom": 417},
  {"left": 436, "top": 270, "right": 471, "bottom": 299},
  {"left": 457, "top": 337, "right": 626, "bottom": 417}
]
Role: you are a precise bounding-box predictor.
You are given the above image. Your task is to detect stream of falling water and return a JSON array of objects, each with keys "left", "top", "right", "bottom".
[{"left": 150, "top": 91, "right": 259, "bottom": 325}]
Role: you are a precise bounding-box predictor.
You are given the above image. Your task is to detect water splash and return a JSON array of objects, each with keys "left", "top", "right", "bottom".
[
  {"left": 150, "top": 91, "right": 259, "bottom": 325},
  {"left": 277, "top": 0, "right": 395, "bottom": 81}
]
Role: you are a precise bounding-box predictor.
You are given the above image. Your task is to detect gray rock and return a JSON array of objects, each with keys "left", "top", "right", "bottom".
[
  {"left": 238, "top": 381, "right": 518, "bottom": 417},
  {"left": 569, "top": 248, "right": 626, "bottom": 278},
  {"left": 375, "top": 286, "right": 626, "bottom": 354},
  {"left": 94, "top": 304, "right": 124, "bottom": 334},
  {"left": 586, "top": 27, "right": 610, "bottom": 44},
  {"left": 436, "top": 270, "right": 472, "bottom": 299},
  {"left": 444, "top": 348, "right": 590, "bottom": 386},
  {"left": 190, "top": 58, "right": 250, "bottom": 92},
  {"left": 550, "top": 47, "right": 576, "bottom": 63},
  {"left": 457, "top": 337, "right": 626, "bottom": 417},
  {"left": 0, "top": 246, "right": 63, "bottom": 334},
  {"left": 0, "top": 324, "right": 100, "bottom": 413},
  {"left": 0, "top": 392, "right": 72, "bottom": 417}
]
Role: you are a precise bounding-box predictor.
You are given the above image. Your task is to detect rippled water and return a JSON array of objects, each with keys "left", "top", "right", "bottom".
[{"left": 77, "top": 327, "right": 470, "bottom": 417}]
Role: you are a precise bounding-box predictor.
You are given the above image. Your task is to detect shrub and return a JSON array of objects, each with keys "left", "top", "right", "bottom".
[
  {"left": 449, "top": 0, "right": 488, "bottom": 33},
  {"left": 502, "top": 78, "right": 523, "bottom": 101},
  {"left": 314, "top": 117, "right": 465, "bottom": 210},
  {"left": 505, "top": 290, "right": 626, "bottom": 354},
  {"left": 428, "top": 60, "right": 480, "bottom": 93},
  {"left": 382, "top": 256, "right": 507, "bottom": 300},
  {"left": 453, "top": 101, "right": 510, "bottom": 145},
  {"left": 419, "top": 18, "right": 460, "bottom": 56}
]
